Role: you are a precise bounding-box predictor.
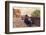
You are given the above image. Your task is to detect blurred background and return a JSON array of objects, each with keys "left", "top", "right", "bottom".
[{"left": 13, "top": 7, "right": 40, "bottom": 28}]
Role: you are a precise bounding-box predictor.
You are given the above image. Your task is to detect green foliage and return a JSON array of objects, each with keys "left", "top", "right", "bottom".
[{"left": 31, "top": 10, "right": 40, "bottom": 17}]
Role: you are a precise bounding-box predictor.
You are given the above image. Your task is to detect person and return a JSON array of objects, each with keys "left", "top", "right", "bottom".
[
  {"left": 28, "top": 17, "right": 32, "bottom": 23},
  {"left": 28, "top": 17, "right": 32, "bottom": 26},
  {"left": 24, "top": 15, "right": 32, "bottom": 27}
]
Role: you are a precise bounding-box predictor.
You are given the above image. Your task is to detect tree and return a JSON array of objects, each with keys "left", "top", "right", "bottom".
[{"left": 31, "top": 9, "right": 40, "bottom": 17}]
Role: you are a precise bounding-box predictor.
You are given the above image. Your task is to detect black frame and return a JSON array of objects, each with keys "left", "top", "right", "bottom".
[{"left": 5, "top": 1, "right": 45, "bottom": 34}]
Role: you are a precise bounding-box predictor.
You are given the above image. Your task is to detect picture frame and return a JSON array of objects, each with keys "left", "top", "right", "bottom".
[{"left": 5, "top": 1, "right": 45, "bottom": 34}]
